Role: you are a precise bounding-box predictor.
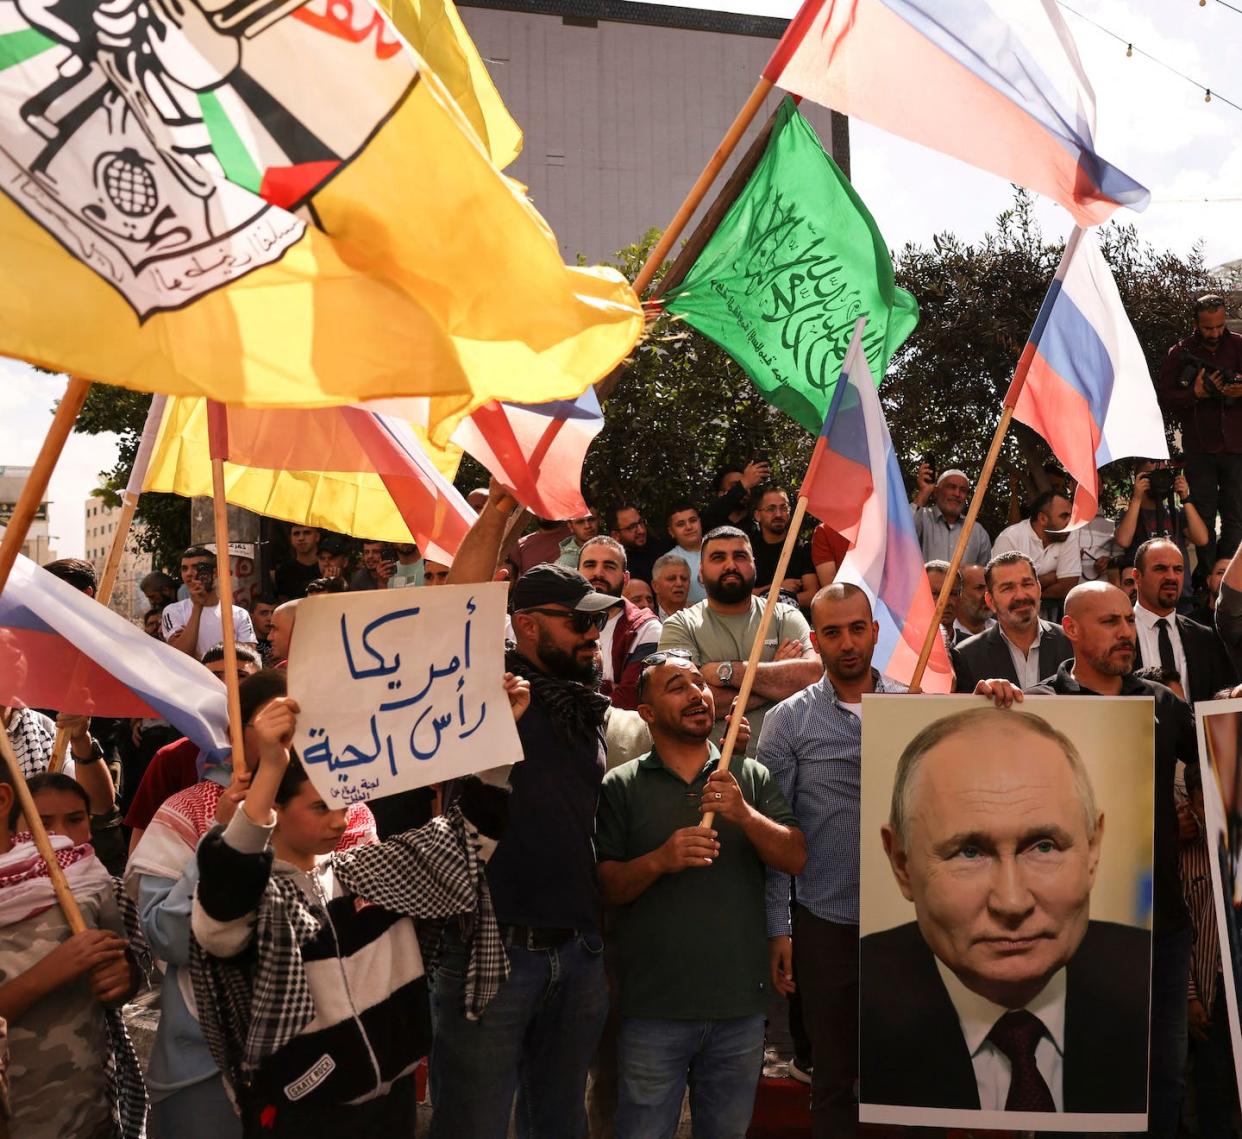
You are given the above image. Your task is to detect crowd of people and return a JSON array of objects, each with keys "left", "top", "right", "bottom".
[{"left": 1, "top": 295, "right": 1242, "bottom": 1138}]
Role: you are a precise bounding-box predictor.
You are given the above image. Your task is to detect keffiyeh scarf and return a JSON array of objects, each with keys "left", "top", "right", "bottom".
[
  {"left": 189, "top": 805, "right": 506, "bottom": 1096},
  {"left": 505, "top": 648, "right": 610, "bottom": 745}
]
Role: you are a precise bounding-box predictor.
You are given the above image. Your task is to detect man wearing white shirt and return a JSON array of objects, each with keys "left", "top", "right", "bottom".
[
  {"left": 861, "top": 706, "right": 1149, "bottom": 1115},
  {"left": 1131, "top": 538, "right": 1234, "bottom": 703},
  {"left": 161, "top": 545, "right": 257, "bottom": 659},
  {"left": 991, "top": 493, "right": 1081, "bottom": 606}
]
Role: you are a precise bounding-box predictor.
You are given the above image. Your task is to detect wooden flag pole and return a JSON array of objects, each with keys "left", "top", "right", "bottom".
[
  {"left": 0, "top": 724, "right": 87, "bottom": 933},
  {"left": 0, "top": 377, "right": 92, "bottom": 595},
  {"left": 909, "top": 371, "right": 1033, "bottom": 690},
  {"left": 206, "top": 403, "right": 247, "bottom": 773},
  {"left": 702, "top": 493, "right": 809, "bottom": 829},
  {"left": 630, "top": 76, "right": 774, "bottom": 299},
  {"left": 50, "top": 394, "right": 167, "bottom": 773}
]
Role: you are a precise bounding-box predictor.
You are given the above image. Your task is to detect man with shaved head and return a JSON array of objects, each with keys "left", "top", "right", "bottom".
[
  {"left": 1027, "top": 581, "right": 1198, "bottom": 1139},
  {"left": 759, "top": 583, "right": 1021, "bottom": 1136}
]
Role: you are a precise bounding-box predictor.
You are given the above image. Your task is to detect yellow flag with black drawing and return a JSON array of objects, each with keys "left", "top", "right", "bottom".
[{"left": 0, "top": 1, "right": 639, "bottom": 438}]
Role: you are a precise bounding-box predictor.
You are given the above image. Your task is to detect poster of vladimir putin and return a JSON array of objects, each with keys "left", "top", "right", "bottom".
[{"left": 859, "top": 695, "right": 1154, "bottom": 1132}]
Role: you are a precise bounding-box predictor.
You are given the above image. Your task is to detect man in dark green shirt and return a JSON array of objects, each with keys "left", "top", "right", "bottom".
[{"left": 597, "top": 650, "right": 805, "bottom": 1139}]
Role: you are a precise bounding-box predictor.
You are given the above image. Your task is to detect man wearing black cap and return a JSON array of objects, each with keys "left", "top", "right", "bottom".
[{"left": 431, "top": 497, "right": 621, "bottom": 1139}]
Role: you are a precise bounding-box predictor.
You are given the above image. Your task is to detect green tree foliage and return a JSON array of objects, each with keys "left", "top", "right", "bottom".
[
  {"left": 583, "top": 230, "right": 817, "bottom": 534},
  {"left": 886, "top": 190, "right": 1215, "bottom": 535},
  {"left": 73, "top": 388, "right": 190, "bottom": 571}
]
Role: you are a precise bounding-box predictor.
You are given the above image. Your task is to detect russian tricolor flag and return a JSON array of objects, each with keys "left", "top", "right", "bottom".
[
  {"left": 451, "top": 390, "right": 604, "bottom": 520},
  {"left": 800, "top": 326, "right": 952, "bottom": 692},
  {"left": 0, "top": 556, "right": 230, "bottom": 760},
  {"left": 1010, "top": 226, "right": 1167, "bottom": 528},
  {"left": 764, "top": 0, "right": 1148, "bottom": 227}
]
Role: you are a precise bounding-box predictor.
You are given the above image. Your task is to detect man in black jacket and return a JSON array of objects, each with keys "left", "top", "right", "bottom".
[
  {"left": 1027, "top": 582, "right": 1198, "bottom": 1139},
  {"left": 952, "top": 552, "right": 1072, "bottom": 692},
  {"left": 1131, "top": 538, "right": 1235, "bottom": 702}
]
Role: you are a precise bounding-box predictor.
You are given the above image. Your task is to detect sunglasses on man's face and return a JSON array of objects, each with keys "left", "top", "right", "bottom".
[{"left": 519, "top": 607, "right": 609, "bottom": 634}]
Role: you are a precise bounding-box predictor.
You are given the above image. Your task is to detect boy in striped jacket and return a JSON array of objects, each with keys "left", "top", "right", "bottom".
[{"left": 190, "top": 682, "right": 524, "bottom": 1136}]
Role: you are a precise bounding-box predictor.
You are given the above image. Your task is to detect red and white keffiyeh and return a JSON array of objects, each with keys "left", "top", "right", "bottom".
[{"left": 0, "top": 834, "right": 111, "bottom": 927}]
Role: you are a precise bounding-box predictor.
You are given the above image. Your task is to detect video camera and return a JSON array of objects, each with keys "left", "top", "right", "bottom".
[{"left": 1173, "top": 348, "right": 1241, "bottom": 400}]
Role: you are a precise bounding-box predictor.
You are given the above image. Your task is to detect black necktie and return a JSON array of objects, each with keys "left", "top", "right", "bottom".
[
  {"left": 1155, "top": 617, "right": 1177, "bottom": 674},
  {"left": 988, "top": 1009, "right": 1056, "bottom": 1112}
]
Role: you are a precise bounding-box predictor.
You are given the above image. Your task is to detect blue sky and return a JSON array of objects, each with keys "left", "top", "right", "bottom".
[{"left": 7, "top": 0, "right": 1240, "bottom": 557}]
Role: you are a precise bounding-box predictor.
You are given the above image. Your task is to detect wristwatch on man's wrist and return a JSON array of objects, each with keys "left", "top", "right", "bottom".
[
  {"left": 71, "top": 738, "right": 105, "bottom": 764},
  {"left": 717, "top": 660, "right": 734, "bottom": 688}
]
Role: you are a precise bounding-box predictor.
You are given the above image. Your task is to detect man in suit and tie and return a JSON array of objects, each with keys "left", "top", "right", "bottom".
[
  {"left": 1132, "top": 538, "right": 1236, "bottom": 703},
  {"left": 952, "top": 553, "right": 1073, "bottom": 692},
  {"left": 861, "top": 706, "right": 1150, "bottom": 1116}
]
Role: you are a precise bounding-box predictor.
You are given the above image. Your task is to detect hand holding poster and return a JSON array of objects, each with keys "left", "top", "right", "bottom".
[
  {"left": 858, "top": 694, "right": 1154, "bottom": 1132},
  {"left": 288, "top": 582, "right": 520, "bottom": 806}
]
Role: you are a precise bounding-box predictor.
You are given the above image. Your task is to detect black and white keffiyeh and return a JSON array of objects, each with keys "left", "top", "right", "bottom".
[
  {"left": 5, "top": 708, "right": 55, "bottom": 779},
  {"left": 106, "top": 877, "right": 151, "bottom": 1139},
  {"left": 189, "top": 804, "right": 506, "bottom": 1095}
]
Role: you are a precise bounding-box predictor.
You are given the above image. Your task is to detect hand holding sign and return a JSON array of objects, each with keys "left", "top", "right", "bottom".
[{"left": 289, "top": 582, "right": 521, "bottom": 807}]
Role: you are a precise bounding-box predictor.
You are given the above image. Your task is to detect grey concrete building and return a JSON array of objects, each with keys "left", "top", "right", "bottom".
[{"left": 458, "top": 0, "right": 848, "bottom": 265}]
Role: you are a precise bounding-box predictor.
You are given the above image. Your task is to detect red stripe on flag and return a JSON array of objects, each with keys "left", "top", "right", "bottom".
[
  {"left": 1013, "top": 351, "right": 1102, "bottom": 528},
  {"left": 763, "top": 0, "right": 829, "bottom": 80},
  {"left": 0, "top": 628, "right": 157, "bottom": 717},
  {"left": 207, "top": 401, "right": 230, "bottom": 462},
  {"left": 800, "top": 436, "right": 874, "bottom": 544}
]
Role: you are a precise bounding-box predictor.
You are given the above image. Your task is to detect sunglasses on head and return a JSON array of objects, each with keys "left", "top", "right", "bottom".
[
  {"left": 518, "top": 607, "right": 609, "bottom": 633},
  {"left": 640, "top": 649, "right": 693, "bottom": 668}
]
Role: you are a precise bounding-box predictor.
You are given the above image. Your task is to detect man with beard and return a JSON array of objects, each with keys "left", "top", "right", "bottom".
[
  {"left": 1028, "top": 582, "right": 1199, "bottom": 1139},
  {"left": 609, "top": 503, "right": 666, "bottom": 585},
  {"left": 752, "top": 487, "right": 817, "bottom": 608},
  {"left": 597, "top": 652, "right": 805, "bottom": 1139},
  {"left": 1157, "top": 294, "right": 1242, "bottom": 564},
  {"left": 760, "top": 583, "right": 908, "bottom": 1137},
  {"left": 658, "top": 527, "right": 822, "bottom": 746},
  {"left": 579, "top": 537, "right": 662, "bottom": 711},
  {"left": 430, "top": 551, "right": 620, "bottom": 1139},
  {"left": 1189, "top": 554, "right": 1230, "bottom": 629},
  {"left": 761, "top": 584, "right": 1022, "bottom": 1137},
  {"left": 954, "top": 564, "right": 994, "bottom": 641},
  {"left": 952, "top": 552, "right": 1072, "bottom": 692},
  {"left": 1131, "top": 538, "right": 1234, "bottom": 703}
]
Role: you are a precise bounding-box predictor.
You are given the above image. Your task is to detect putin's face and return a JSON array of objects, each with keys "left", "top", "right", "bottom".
[{"left": 882, "top": 720, "right": 1103, "bottom": 1008}]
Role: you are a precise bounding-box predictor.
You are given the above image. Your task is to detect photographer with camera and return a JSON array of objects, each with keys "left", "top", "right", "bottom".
[
  {"left": 1115, "top": 461, "right": 1209, "bottom": 595},
  {"left": 1157, "top": 294, "right": 1242, "bottom": 563},
  {"left": 160, "top": 545, "right": 257, "bottom": 659}
]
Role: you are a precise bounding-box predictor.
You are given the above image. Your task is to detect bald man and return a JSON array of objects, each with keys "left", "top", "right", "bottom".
[{"left": 1027, "top": 581, "right": 1198, "bottom": 1139}]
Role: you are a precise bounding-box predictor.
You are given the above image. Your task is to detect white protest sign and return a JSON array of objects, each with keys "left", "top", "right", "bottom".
[{"left": 288, "top": 581, "right": 519, "bottom": 806}]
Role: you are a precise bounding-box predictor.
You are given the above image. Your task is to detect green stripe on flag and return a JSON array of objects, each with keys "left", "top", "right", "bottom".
[
  {"left": 0, "top": 27, "right": 55, "bottom": 70},
  {"left": 198, "top": 90, "right": 262, "bottom": 192}
]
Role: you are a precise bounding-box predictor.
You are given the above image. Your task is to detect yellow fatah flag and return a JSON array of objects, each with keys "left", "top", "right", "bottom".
[
  {"left": 376, "top": 0, "right": 522, "bottom": 169},
  {"left": 0, "top": 2, "right": 639, "bottom": 436}
]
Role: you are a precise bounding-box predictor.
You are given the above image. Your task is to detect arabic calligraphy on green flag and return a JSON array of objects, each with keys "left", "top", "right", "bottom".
[{"left": 660, "top": 98, "right": 918, "bottom": 434}]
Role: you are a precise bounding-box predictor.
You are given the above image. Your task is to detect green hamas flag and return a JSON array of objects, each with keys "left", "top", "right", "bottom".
[{"left": 659, "top": 98, "right": 918, "bottom": 434}]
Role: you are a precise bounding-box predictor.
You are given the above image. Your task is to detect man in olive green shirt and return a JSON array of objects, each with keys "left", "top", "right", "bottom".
[
  {"left": 597, "top": 650, "right": 806, "bottom": 1139},
  {"left": 657, "top": 526, "right": 822, "bottom": 749}
]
